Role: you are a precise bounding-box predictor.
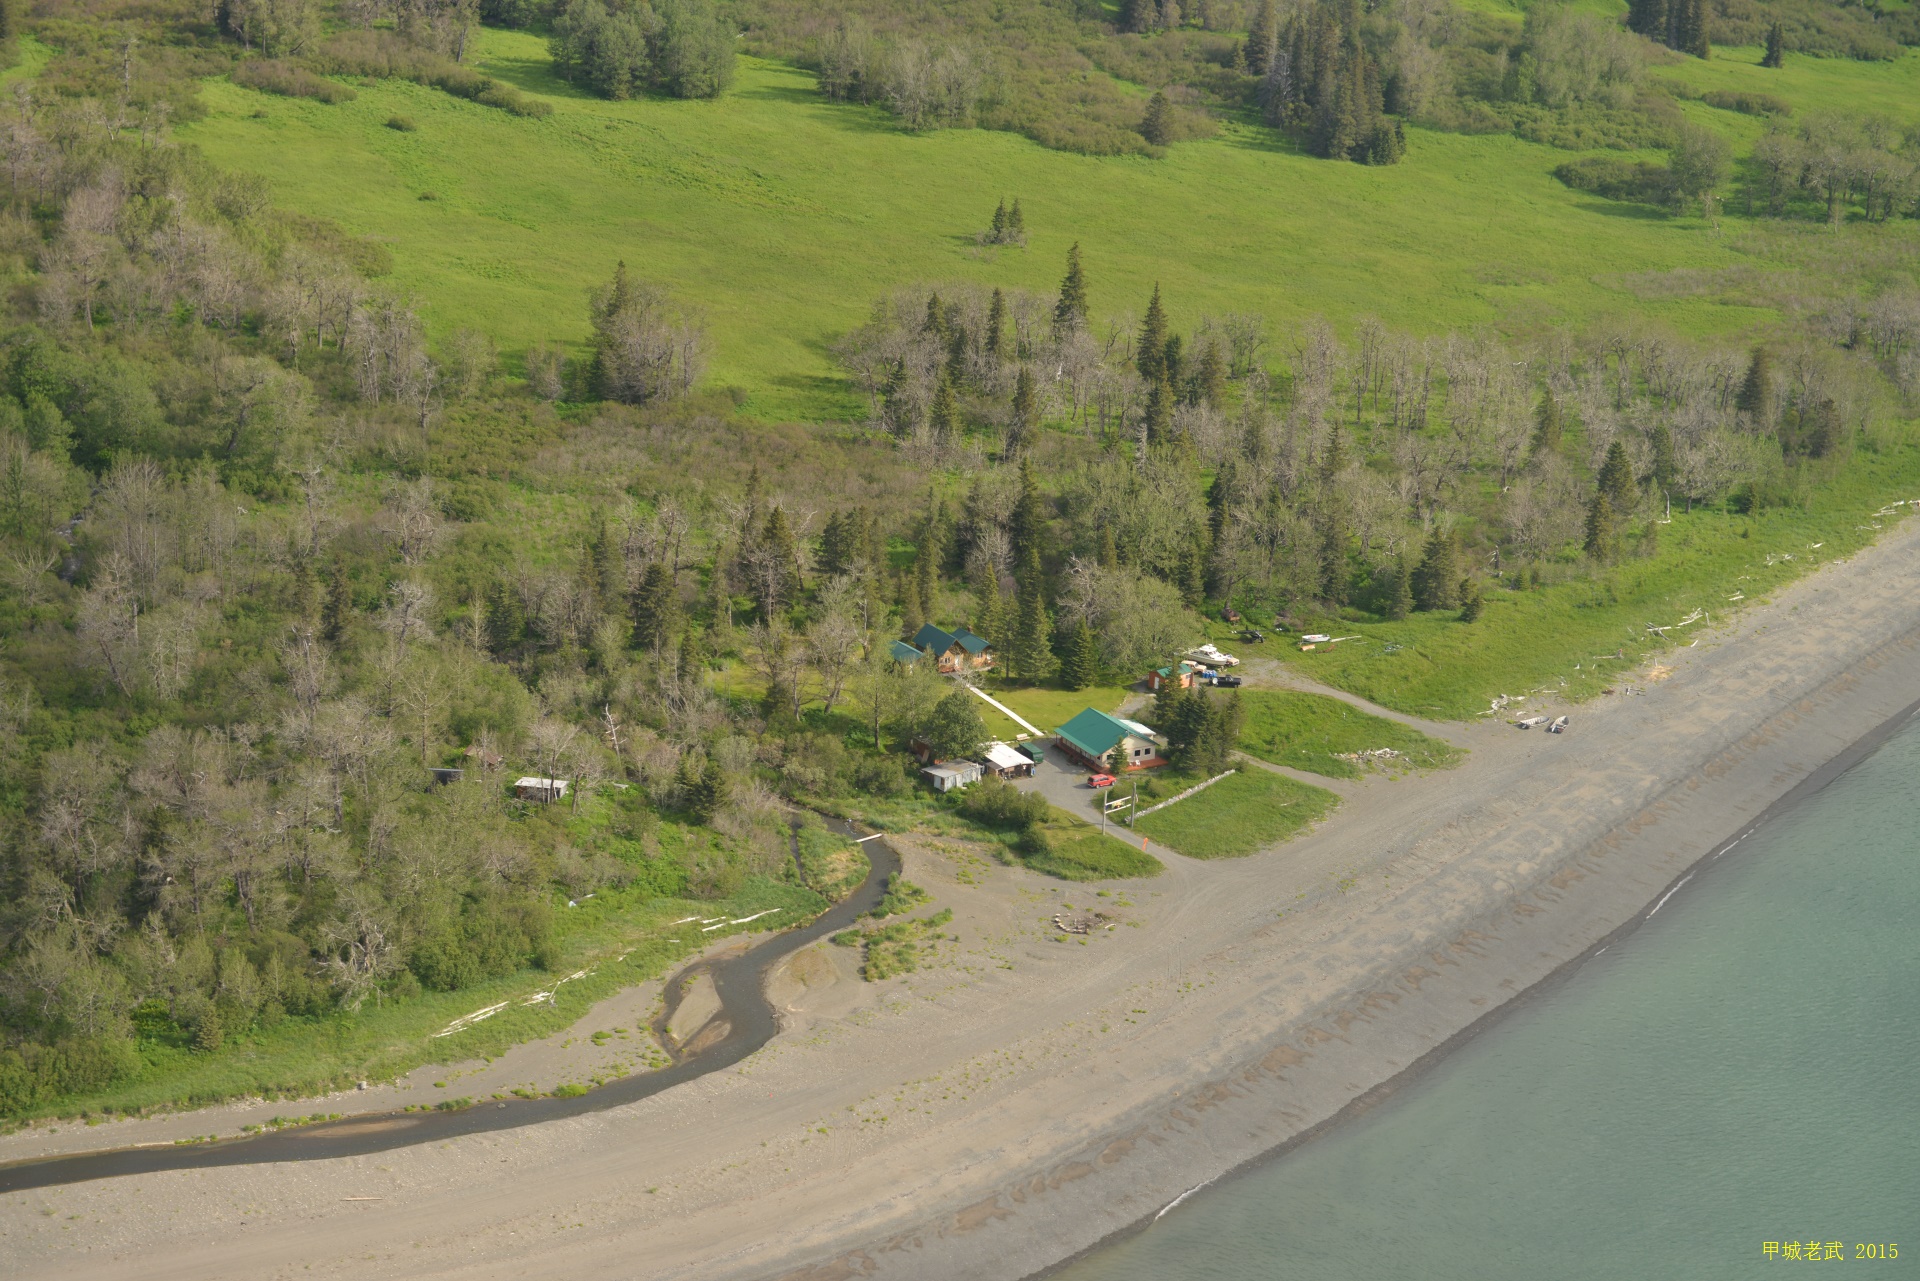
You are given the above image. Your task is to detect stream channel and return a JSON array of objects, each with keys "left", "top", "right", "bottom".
[{"left": 0, "top": 817, "right": 901, "bottom": 1194}]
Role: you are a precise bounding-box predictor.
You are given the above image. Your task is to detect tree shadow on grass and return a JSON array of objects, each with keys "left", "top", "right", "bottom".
[
  {"left": 1569, "top": 197, "right": 1674, "bottom": 222},
  {"left": 762, "top": 371, "right": 864, "bottom": 419},
  {"left": 476, "top": 53, "right": 597, "bottom": 101}
]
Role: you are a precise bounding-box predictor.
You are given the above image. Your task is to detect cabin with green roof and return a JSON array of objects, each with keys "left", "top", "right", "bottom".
[
  {"left": 905, "top": 622, "right": 994, "bottom": 673},
  {"left": 1055, "top": 707, "right": 1166, "bottom": 772}
]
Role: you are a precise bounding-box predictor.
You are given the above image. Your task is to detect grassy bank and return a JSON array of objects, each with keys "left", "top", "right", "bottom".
[
  {"left": 1237, "top": 691, "right": 1464, "bottom": 778},
  {"left": 1133, "top": 768, "right": 1341, "bottom": 860}
]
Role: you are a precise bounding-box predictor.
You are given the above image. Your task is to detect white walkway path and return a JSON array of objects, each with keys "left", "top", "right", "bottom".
[{"left": 965, "top": 683, "right": 1043, "bottom": 737}]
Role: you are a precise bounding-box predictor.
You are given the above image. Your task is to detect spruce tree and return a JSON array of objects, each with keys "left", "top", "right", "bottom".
[
  {"left": 1098, "top": 527, "right": 1120, "bottom": 569},
  {"left": 1640, "top": 511, "right": 1660, "bottom": 559},
  {"left": 1140, "top": 90, "right": 1173, "bottom": 147},
  {"left": 322, "top": 566, "right": 354, "bottom": 645},
  {"left": 1009, "top": 459, "right": 1045, "bottom": 566},
  {"left": 898, "top": 567, "right": 925, "bottom": 639},
  {"left": 1181, "top": 542, "right": 1206, "bottom": 608},
  {"left": 1626, "top": 0, "right": 1667, "bottom": 38},
  {"left": 882, "top": 358, "right": 912, "bottom": 438},
  {"left": 1137, "top": 285, "right": 1169, "bottom": 384},
  {"left": 629, "top": 561, "right": 675, "bottom": 650},
  {"left": 974, "top": 570, "right": 1005, "bottom": 643},
  {"left": 1387, "top": 556, "right": 1413, "bottom": 621},
  {"left": 1318, "top": 515, "right": 1348, "bottom": 605},
  {"left": 1061, "top": 618, "right": 1100, "bottom": 690},
  {"left": 817, "top": 510, "right": 851, "bottom": 577},
  {"left": 760, "top": 506, "right": 802, "bottom": 608},
  {"left": 1053, "top": 243, "right": 1089, "bottom": 340},
  {"left": 923, "top": 292, "right": 948, "bottom": 341},
  {"left": 989, "top": 198, "right": 1008, "bottom": 242},
  {"left": 1458, "top": 576, "right": 1483, "bottom": 622},
  {"left": 1598, "top": 439, "right": 1637, "bottom": 513},
  {"left": 1676, "top": 0, "right": 1709, "bottom": 58},
  {"left": 1246, "top": 0, "right": 1278, "bottom": 75},
  {"left": 1144, "top": 374, "right": 1176, "bottom": 448},
  {"left": 1007, "top": 198, "right": 1025, "bottom": 240},
  {"left": 1761, "top": 21, "right": 1784, "bottom": 67},
  {"left": 693, "top": 757, "right": 729, "bottom": 823},
  {"left": 1007, "top": 366, "right": 1039, "bottom": 459},
  {"left": 1736, "top": 347, "right": 1774, "bottom": 428},
  {"left": 1189, "top": 340, "right": 1226, "bottom": 409},
  {"left": 985, "top": 288, "right": 1008, "bottom": 364},
  {"left": 1412, "top": 528, "right": 1460, "bottom": 611},
  {"left": 1162, "top": 333, "right": 1184, "bottom": 388},
  {"left": 1010, "top": 547, "right": 1054, "bottom": 682},
  {"left": 1584, "top": 493, "right": 1616, "bottom": 562},
  {"left": 1649, "top": 423, "right": 1677, "bottom": 495},
  {"left": 1531, "top": 392, "right": 1562, "bottom": 458},
  {"left": 928, "top": 372, "right": 960, "bottom": 444},
  {"left": 913, "top": 532, "right": 938, "bottom": 625},
  {"left": 1805, "top": 399, "right": 1843, "bottom": 458},
  {"left": 483, "top": 579, "right": 525, "bottom": 657}
]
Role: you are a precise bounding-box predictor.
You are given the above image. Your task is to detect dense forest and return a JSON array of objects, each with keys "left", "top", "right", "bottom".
[{"left": 0, "top": 0, "right": 1917, "bottom": 1120}]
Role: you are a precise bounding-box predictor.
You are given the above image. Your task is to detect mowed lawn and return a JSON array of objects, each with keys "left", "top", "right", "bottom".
[
  {"left": 1237, "top": 690, "right": 1462, "bottom": 779},
  {"left": 172, "top": 33, "right": 1920, "bottom": 421},
  {"left": 990, "top": 683, "right": 1135, "bottom": 734},
  {"left": 1134, "top": 768, "right": 1339, "bottom": 860}
]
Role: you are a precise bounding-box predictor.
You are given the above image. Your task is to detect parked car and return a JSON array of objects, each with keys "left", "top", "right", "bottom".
[
  {"left": 1088, "top": 773, "right": 1116, "bottom": 789},
  {"left": 1213, "top": 675, "right": 1243, "bottom": 688}
]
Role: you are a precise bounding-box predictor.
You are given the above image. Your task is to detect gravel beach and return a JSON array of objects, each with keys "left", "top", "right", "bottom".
[{"left": 5, "top": 516, "right": 1919, "bottom": 1281}]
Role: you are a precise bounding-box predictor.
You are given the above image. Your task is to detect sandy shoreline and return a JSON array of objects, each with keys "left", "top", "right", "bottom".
[{"left": 4, "top": 516, "right": 1919, "bottom": 1280}]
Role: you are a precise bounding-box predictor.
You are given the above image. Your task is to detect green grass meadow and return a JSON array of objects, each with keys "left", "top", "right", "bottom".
[
  {"left": 1268, "top": 454, "right": 1920, "bottom": 719},
  {"left": 1237, "top": 690, "right": 1464, "bottom": 778},
  {"left": 1133, "top": 767, "right": 1341, "bottom": 859},
  {"left": 176, "top": 34, "right": 1920, "bottom": 421}
]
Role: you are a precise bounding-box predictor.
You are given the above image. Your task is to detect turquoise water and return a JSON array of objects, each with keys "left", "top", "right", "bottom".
[{"left": 1058, "top": 720, "right": 1920, "bottom": 1281}]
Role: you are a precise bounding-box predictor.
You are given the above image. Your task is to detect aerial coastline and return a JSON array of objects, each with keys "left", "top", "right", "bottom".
[{"left": 4, "top": 514, "right": 1917, "bottom": 1281}]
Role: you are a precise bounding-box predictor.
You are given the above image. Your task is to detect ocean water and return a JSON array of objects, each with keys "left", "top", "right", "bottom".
[{"left": 1057, "top": 719, "right": 1920, "bottom": 1281}]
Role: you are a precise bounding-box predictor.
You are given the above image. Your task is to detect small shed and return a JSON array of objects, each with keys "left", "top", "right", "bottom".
[
  {"left": 888, "top": 638, "right": 924, "bottom": 665},
  {"left": 1148, "top": 660, "right": 1201, "bottom": 692},
  {"left": 980, "top": 742, "right": 1034, "bottom": 779},
  {"left": 429, "top": 767, "right": 465, "bottom": 787},
  {"left": 922, "top": 760, "right": 984, "bottom": 792},
  {"left": 514, "top": 776, "right": 571, "bottom": 803},
  {"left": 1020, "top": 741, "right": 1047, "bottom": 764}
]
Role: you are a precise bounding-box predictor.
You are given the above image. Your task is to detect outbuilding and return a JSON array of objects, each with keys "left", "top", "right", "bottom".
[
  {"left": 922, "top": 760, "right": 984, "bottom": 792},
  {"left": 514, "top": 776, "right": 571, "bottom": 803},
  {"left": 1147, "top": 660, "right": 1202, "bottom": 692},
  {"left": 980, "top": 742, "right": 1035, "bottom": 779}
]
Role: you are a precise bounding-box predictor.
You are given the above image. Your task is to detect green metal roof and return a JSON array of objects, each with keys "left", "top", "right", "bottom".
[
  {"left": 910, "top": 623, "right": 992, "bottom": 656},
  {"left": 888, "top": 639, "right": 923, "bottom": 664},
  {"left": 1056, "top": 707, "right": 1139, "bottom": 758}
]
